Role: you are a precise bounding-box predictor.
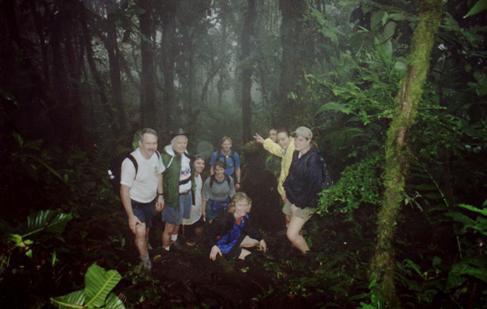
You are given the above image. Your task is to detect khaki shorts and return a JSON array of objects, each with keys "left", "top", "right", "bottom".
[{"left": 282, "top": 200, "right": 315, "bottom": 221}]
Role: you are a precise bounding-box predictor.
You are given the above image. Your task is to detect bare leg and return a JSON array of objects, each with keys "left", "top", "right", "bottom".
[
  {"left": 173, "top": 225, "right": 180, "bottom": 238},
  {"left": 240, "top": 235, "right": 259, "bottom": 248},
  {"left": 135, "top": 223, "right": 149, "bottom": 258},
  {"left": 145, "top": 227, "right": 152, "bottom": 250},
  {"left": 238, "top": 248, "right": 252, "bottom": 260},
  {"left": 286, "top": 215, "right": 309, "bottom": 254},
  {"left": 162, "top": 223, "right": 176, "bottom": 249}
]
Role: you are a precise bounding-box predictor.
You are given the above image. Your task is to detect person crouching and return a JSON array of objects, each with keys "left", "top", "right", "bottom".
[{"left": 209, "top": 192, "right": 267, "bottom": 261}]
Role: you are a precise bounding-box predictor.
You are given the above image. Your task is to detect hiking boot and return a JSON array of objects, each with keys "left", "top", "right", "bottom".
[
  {"left": 134, "top": 261, "right": 151, "bottom": 274},
  {"left": 172, "top": 239, "right": 184, "bottom": 251},
  {"left": 143, "top": 259, "right": 152, "bottom": 271}
]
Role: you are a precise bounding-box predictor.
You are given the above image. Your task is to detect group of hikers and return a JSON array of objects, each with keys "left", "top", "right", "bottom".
[{"left": 118, "top": 126, "right": 327, "bottom": 271}]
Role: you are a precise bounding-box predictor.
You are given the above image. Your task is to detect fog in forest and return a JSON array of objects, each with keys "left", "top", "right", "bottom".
[{"left": 1, "top": 0, "right": 486, "bottom": 307}]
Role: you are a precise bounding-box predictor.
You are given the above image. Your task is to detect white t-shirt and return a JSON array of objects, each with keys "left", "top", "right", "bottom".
[
  {"left": 182, "top": 174, "right": 202, "bottom": 225},
  {"left": 179, "top": 154, "right": 192, "bottom": 193},
  {"left": 120, "top": 148, "right": 165, "bottom": 203}
]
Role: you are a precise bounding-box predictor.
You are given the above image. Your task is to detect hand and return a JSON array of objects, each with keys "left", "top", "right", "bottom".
[
  {"left": 235, "top": 182, "right": 241, "bottom": 191},
  {"left": 155, "top": 197, "right": 165, "bottom": 212},
  {"left": 209, "top": 245, "right": 222, "bottom": 261},
  {"left": 128, "top": 215, "right": 142, "bottom": 234},
  {"left": 253, "top": 133, "right": 264, "bottom": 144},
  {"left": 258, "top": 239, "right": 267, "bottom": 253}
]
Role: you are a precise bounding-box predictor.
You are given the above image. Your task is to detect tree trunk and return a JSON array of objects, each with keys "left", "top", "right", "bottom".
[
  {"left": 80, "top": 8, "right": 114, "bottom": 130},
  {"left": 370, "top": 0, "right": 443, "bottom": 306},
  {"left": 106, "top": 7, "right": 127, "bottom": 134},
  {"left": 278, "top": 0, "right": 311, "bottom": 127},
  {"left": 160, "top": 3, "right": 177, "bottom": 131},
  {"left": 137, "top": 0, "right": 157, "bottom": 129},
  {"left": 240, "top": 0, "right": 256, "bottom": 142}
]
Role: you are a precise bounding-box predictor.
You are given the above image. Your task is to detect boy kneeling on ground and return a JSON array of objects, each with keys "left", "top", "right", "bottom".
[{"left": 209, "top": 192, "right": 267, "bottom": 261}]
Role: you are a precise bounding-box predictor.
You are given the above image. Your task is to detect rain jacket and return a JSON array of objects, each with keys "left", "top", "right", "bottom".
[
  {"left": 161, "top": 145, "right": 191, "bottom": 207},
  {"left": 210, "top": 213, "right": 262, "bottom": 255},
  {"left": 263, "top": 137, "right": 295, "bottom": 197},
  {"left": 283, "top": 147, "right": 324, "bottom": 209}
]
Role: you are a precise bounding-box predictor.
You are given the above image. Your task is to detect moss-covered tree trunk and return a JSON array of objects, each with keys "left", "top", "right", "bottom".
[{"left": 371, "top": 0, "right": 443, "bottom": 306}]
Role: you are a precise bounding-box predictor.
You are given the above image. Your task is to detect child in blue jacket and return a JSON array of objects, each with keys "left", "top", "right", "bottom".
[{"left": 209, "top": 192, "right": 267, "bottom": 261}]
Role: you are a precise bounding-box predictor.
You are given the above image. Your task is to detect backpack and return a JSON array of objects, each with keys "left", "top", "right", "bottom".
[
  {"left": 214, "top": 151, "right": 237, "bottom": 176},
  {"left": 304, "top": 152, "right": 333, "bottom": 190},
  {"left": 107, "top": 151, "right": 161, "bottom": 196},
  {"left": 209, "top": 173, "right": 232, "bottom": 188},
  {"left": 108, "top": 153, "right": 137, "bottom": 196}
]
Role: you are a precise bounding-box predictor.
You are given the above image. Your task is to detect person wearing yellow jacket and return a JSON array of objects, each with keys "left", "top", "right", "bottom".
[{"left": 254, "top": 129, "right": 295, "bottom": 203}]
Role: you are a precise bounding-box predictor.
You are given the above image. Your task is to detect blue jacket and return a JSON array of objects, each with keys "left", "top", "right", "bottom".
[{"left": 210, "top": 213, "right": 262, "bottom": 255}]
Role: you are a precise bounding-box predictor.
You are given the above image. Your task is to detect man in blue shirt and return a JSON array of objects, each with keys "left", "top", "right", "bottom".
[{"left": 210, "top": 136, "right": 241, "bottom": 190}]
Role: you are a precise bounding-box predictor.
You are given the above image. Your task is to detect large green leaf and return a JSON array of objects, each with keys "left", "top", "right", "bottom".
[
  {"left": 84, "top": 264, "right": 122, "bottom": 308},
  {"left": 50, "top": 290, "right": 85, "bottom": 309},
  {"left": 23, "top": 210, "right": 73, "bottom": 238},
  {"left": 51, "top": 264, "right": 125, "bottom": 308},
  {"left": 464, "top": 0, "right": 487, "bottom": 18},
  {"left": 105, "top": 293, "right": 126, "bottom": 309}
]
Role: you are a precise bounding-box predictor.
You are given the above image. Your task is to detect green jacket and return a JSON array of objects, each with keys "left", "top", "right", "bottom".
[{"left": 161, "top": 146, "right": 182, "bottom": 207}]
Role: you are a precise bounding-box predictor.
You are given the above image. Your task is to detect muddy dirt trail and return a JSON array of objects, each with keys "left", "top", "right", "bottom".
[{"left": 116, "top": 148, "right": 301, "bottom": 307}]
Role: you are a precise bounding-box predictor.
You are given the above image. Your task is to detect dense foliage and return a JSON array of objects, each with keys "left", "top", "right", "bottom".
[{"left": 0, "top": 0, "right": 485, "bottom": 307}]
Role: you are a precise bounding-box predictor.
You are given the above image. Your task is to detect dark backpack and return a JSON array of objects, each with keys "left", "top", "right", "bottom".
[
  {"left": 209, "top": 173, "right": 232, "bottom": 188},
  {"left": 214, "top": 151, "right": 237, "bottom": 176},
  {"left": 304, "top": 152, "right": 333, "bottom": 190},
  {"left": 107, "top": 151, "right": 161, "bottom": 196},
  {"left": 108, "top": 154, "right": 138, "bottom": 196}
]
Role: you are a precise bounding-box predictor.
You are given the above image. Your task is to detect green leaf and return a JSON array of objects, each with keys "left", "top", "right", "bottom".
[
  {"left": 23, "top": 210, "right": 73, "bottom": 238},
  {"left": 464, "top": 0, "right": 487, "bottom": 18},
  {"left": 9, "top": 234, "right": 23, "bottom": 246},
  {"left": 105, "top": 293, "right": 126, "bottom": 309},
  {"left": 317, "top": 102, "right": 352, "bottom": 115},
  {"left": 447, "top": 258, "right": 487, "bottom": 289},
  {"left": 84, "top": 264, "right": 122, "bottom": 308},
  {"left": 51, "top": 250, "right": 58, "bottom": 267},
  {"left": 50, "top": 290, "right": 86, "bottom": 309},
  {"left": 13, "top": 132, "right": 24, "bottom": 147},
  {"left": 459, "top": 203, "right": 487, "bottom": 217}
]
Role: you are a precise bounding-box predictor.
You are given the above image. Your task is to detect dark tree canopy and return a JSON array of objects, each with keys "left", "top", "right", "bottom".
[{"left": 0, "top": 0, "right": 485, "bottom": 308}]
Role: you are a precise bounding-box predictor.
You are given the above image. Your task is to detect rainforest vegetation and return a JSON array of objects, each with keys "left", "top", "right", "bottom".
[{"left": 0, "top": 0, "right": 486, "bottom": 307}]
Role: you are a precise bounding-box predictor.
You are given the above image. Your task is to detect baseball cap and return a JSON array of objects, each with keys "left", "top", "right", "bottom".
[{"left": 293, "top": 126, "right": 313, "bottom": 139}]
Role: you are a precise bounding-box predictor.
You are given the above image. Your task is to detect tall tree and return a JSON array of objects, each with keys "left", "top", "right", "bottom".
[
  {"left": 105, "top": 2, "right": 127, "bottom": 134},
  {"left": 370, "top": 0, "right": 443, "bottom": 306},
  {"left": 278, "top": 0, "right": 313, "bottom": 127},
  {"left": 136, "top": 0, "right": 157, "bottom": 129},
  {"left": 239, "top": 0, "right": 257, "bottom": 142},
  {"left": 158, "top": 0, "right": 178, "bottom": 131}
]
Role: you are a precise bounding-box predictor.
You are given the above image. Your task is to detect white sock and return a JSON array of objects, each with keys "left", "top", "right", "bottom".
[
  {"left": 141, "top": 255, "right": 150, "bottom": 262},
  {"left": 171, "top": 234, "right": 178, "bottom": 242}
]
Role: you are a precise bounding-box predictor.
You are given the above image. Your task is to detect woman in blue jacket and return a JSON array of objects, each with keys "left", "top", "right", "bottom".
[{"left": 283, "top": 126, "right": 324, "bottom": 254}]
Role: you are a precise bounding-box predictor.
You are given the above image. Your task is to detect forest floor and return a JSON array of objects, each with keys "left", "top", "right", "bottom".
[
  {"left": 110, "top": 160, "right": 338, "bottom": 307},
  {"left": 1, "top": 150, "right": 367, "bottom": 308}
]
